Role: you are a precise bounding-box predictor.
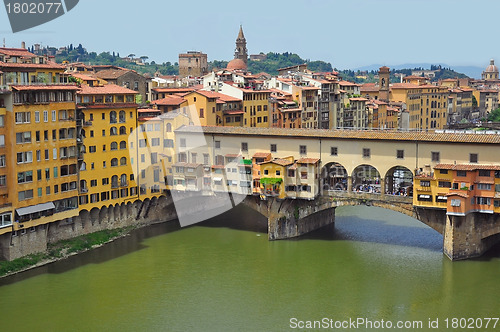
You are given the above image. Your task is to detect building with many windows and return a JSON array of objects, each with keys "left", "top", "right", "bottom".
[{"left": 76, "top": 84, "right": 141, "bottom": 210}]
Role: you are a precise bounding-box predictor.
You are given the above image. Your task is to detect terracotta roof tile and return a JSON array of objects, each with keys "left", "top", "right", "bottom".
[
  {"left": 434, "top": 164, "right": 500, "bottom": 171},
  {"left": 151, "top": 95, "right": 185, "bottom": 106},
  {"left": 78, "top": 84, "right": 137, "bottom": 95},
  {"left": 176, "top": 126, "right": 500, "bottom": 145},
  {"left": 0, "top": 61, "right": 65, "bottom": 70},
  {"left": 0, "top": 47, "right": 35, "bottom": 57},
  {"left": 262, "top": 158, "right": 294, "bottom": 166},
  {"left": 11, "top": 84, "right": 79, "bottom": 91},
  {"left": 253, "top": 152, "right": 271, "bottom": 158},
  {"left": 296, "top": 158, "right": 320, "bottom": 164}
]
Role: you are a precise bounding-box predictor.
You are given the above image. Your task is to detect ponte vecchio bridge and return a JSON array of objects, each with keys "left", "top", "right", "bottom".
[{"left": 172, "top": 126, "right": 500, "bottom": 260}]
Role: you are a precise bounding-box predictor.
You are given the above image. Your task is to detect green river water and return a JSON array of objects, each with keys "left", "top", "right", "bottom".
[{"left": 1, "top": 205, "right": 500, "bottom": 331}]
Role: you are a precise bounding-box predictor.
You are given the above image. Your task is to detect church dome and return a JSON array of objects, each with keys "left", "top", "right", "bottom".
[
  {"left": 227, "top": 58, "right": 247, "bottom": 71},
  {"left": 485, "top": 59, "right": 498, "bottom": 73}
]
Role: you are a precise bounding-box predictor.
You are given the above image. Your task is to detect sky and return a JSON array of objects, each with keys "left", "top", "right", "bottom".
[{"left": 0, "top": 0, "right": 498, "bottom": 70}]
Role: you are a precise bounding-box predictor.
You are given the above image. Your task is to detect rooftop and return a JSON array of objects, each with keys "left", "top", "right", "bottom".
[
  {"left": 176, "top": 126, "right": 500, "bottom": 144},
  {"left": 78, "top": 84, "right": 137, "bottom": 95}
]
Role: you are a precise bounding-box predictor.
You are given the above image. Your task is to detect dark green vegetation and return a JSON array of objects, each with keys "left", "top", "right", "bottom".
[
  {"left": 53, "top": 44, "right": 178, "bottom": 75},
  {"left": 337, "top": 65, "right": 468, "bottom": 84},
  {"left": 487, "top": 108, "right": 500, "bottom": 122},
  {"left": 0, "top": 228, "right": 132, "bottom": 277},
  {"left": 246, "top": 52, "right": 333, "bottom": 75},
  {"left": 44, "top": 43, "right": 469, "bottom": 80}
]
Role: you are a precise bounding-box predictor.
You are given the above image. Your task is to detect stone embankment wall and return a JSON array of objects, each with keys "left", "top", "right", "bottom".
[{"left": 0, "top": 195, "right": 178, "bottom": 261}]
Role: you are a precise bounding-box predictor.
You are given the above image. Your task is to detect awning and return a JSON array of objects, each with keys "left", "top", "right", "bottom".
[
  {"left": 213, "top": 177, "right": 223, "bottom": 181},
  {"left": 16, "top": 202, "right": 55, "bottom": 216}
]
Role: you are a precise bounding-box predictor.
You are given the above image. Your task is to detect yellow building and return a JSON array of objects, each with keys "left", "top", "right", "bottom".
[
  {"left": 76, "top": 84, "right": 141, "bottom": 211},
  {"left": 183, "top": 91, "right": 218, "bottom": 126},
  {"left": 419, "top": 85, "right": 449, "bottom": 130},
  {"left": 242, "top": 89, "right": 271, "bottom": 128},
  {"left": 390, "top": 83, "right": 422, "bottom": 130},
  {"left": 137, "top": 108, "right": 191, "bottom": 191},
  {"left": 2, "top": 84, "right": 80, "bottom": 235},
  {"left": 259, "top": 157, "right": 294, "bottom": 199},
  {"left": 291, "top": 85, "right": 319, "bottom": 129}
]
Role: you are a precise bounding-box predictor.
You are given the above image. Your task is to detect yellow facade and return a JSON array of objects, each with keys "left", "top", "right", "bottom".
[
  {"left": 76, "top": 85, "right": 141, "bottom": 211},
  {"left": 183, "top": 91, "right": 218, "bottom": 126},
  {"left": 419, "top": 85, "right": 448, "bottom": 130},
  {"left": 137, "top": 109, "right": 191, "bottom": 192},
  {"left": 243, "top": 90, "right": 271, "bottom": 128},
  {"left": 4, "top": 86, "right": 79, "bottom": 233}
]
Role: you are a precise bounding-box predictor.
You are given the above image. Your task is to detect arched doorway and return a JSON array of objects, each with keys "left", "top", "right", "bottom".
[
  {"left": 352, "top": 165, "right": 381, "bottom": 193},
  {"left": 321, "top": 162, "right": 348, "bottom": 192},
  {"left": 385, "top": 166, "right": 413, "bottom": 196}
]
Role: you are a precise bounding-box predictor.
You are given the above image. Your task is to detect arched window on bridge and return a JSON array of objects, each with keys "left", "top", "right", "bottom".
[
  {"left": 385, "top": 166, "right": 413, "bottom": 196},
  {"left": 352, "top": 165, "right": 381, "bottom": 194},
  {"left": 321, "top": 162, "right": 348, "bottom": 192}
]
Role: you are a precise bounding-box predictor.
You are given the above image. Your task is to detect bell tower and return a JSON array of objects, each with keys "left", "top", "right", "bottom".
[
  {"left": 379, "top": 66, "right": 390, "bottom": 102},
  {"left": 234, "top": 25, "right": 248, "bottom": 65}
]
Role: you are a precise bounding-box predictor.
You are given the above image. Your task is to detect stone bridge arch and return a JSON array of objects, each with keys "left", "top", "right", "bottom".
[{"left": 241, "top": 194, "right": 443, "bottom": 241}]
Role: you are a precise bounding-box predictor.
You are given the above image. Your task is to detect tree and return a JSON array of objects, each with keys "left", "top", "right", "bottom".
[
  {"left": 127, "top": 53, "right": 135, "bottom": 59},
  {"left": 487, "top": 108, "right": 500, "bottom": 122}
]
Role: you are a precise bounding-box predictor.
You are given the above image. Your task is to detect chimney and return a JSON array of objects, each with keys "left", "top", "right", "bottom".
[{"left": 21, "top": 41, "right": 26, "bottom": 49}]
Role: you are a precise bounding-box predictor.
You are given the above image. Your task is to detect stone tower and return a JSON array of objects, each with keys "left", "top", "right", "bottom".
[
  {"left": 234, "top": 25, "right": 248, "bottom": 65},
  {"left": 378, "top": 66, "right": 390, "bottom": 102}
]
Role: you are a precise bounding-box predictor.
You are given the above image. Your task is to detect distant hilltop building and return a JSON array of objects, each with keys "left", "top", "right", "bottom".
[
  {"left": 481, "top": 59, "right": 499, "bottom": 81},
  {"left": 411, "top": 69, "right": 439, "bottom": 78},
  {"left": 227, "top": 25, "right": 248, "bottom": 71},
  {"left": 179, "top": 51, "right": 208, "bottom": 78},
  {"left": 250, "top": 53, "right": 267, "bottom": 62}
]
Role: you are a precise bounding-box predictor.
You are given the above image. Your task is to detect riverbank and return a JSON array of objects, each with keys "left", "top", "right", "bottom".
[{"left": 0, "top": 226, "right": 136, "bottom": 279}]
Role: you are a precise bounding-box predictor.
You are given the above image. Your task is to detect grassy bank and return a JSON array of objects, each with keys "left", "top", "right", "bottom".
[{"left": 0, "top": 227, "right": 134, "bottom": 278}]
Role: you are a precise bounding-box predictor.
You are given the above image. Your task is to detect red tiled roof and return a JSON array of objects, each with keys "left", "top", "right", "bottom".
[
  {"left": 296, "top": 158, "right": 320, "bottom": 164},
  {"left": 0, "top": 47, "right": 35, "bottom": 57},
  {"left": 153, "top": 87, "right": 196, "bottom": 93},
  {"left": 78, "top": 84, "right": 137, "bottom": 95},
  {"left": 151, "top": 95, "right": 185, "bottom": 106},
  {"left": 0, "top": 61, "right": 65, "bottom": 70},
  {"left": 253, "top": 152, "right": 271, "bottom": 159},
  {"left": 261, "top": 158, "right": 294, "bottom": 166},
  {"left": 391, "top": 83, "right": 421, "bottom": 89},
  {"left": 70, "top": 73, "right": 98, "bottom": 81},
  {"left": 225, "top": 154, "right": 240, "bottom": 158},
  {"left": 11, "top": 84, "right": 79, "bottom": 91},
  {"left": 177, "top": 126, "right": 500, "bottom": 144},
  {"left": 93, "top": 69, "right": 132, "bottom": 80},
  {"left": 338, "top": 80, "right": 360, "bottom": 87},
  {"left": 434, "top": 164, "right": 500, "bottom": 171}
]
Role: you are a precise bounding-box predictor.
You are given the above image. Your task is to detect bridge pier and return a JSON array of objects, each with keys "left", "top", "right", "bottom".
[
  {"left": 444, "top": 213, "right": 500, "bottom": 260},
  {"left": 242, "top": 195, "right": 500, "bottom": 260},
  {"left": 269, "top": 207, "right": 335, "bottom": 240}
]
